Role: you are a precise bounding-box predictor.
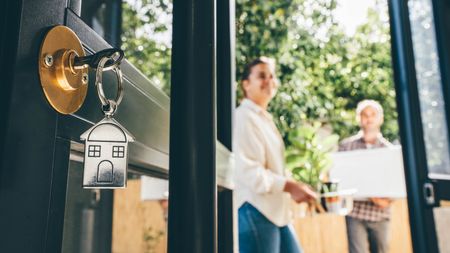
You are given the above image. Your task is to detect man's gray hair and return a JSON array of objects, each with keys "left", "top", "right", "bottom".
[{"left": 356, "top": 99, "right": 384, "bottom": 122}]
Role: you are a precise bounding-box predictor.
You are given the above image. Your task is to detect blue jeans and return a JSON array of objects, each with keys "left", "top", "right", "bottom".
[
  {"left": 238, "top": 202, "right": 303, "bottom": 253},
  {"left": 346, "top": 216, "right": 390, "bottom": 253}
]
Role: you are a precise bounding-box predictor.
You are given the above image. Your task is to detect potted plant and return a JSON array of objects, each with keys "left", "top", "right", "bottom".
[{"left": 285, "top": 122, "right": 339, "bottom": 213}]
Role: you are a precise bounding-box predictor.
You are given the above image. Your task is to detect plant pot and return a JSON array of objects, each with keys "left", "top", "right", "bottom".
[
  {"left": 320, "top": 180, "right": 340, "bottom": 211},
  {"left": 321, "top": 189, "right": 356, "bottom": 215}
]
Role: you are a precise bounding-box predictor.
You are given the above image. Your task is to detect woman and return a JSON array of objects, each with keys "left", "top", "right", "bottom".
[{"left": 234, "top": 57, "right": 317, "bottom": 253}]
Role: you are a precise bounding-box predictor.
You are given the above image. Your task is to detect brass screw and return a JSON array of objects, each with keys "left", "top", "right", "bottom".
[
  {"left": 44, "top": 54, "right": 53, "bottom": 67},
  {"left": 82, "top": 73, "right": 89, "bottom": 84}
]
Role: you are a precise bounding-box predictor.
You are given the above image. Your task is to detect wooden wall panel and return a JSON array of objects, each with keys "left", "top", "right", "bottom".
[
  {"left": 294, "top": 213, "right": 348, "bottom": 253},
  {"left": 389, "top": 199, "right": 413, "bottom": 253},
  {"left": 111, "top": 182, "right": 412, "bottom": 253},
  {"left": 433, "top": 207, "right": 450, "bottom": 253},
  {"left": 294, "top": 199, "right": 412, "bottom": 253},
  {"left": 112, "top": 179, "right": 167, "bottom": 253}
]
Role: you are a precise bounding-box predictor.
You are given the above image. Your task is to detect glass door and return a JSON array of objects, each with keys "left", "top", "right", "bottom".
[
  {"left": 390, "top": 0, "right": 450, "bottom": 252},
  {"left": 61, "top": 159, "right": 169, "bottom": 253}
]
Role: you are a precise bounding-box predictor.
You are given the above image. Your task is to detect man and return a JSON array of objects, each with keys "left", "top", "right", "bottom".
[{"left": 339, "top": 100, "right": 392, "bottom": 253}]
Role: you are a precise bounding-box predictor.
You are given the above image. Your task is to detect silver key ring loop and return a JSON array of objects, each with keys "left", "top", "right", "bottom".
[
  {"left": 95, "top": 55, "right": 124, "bottom": 116},
  {"left": 102, "top": 99, "right": 117, "bottom": 117}
]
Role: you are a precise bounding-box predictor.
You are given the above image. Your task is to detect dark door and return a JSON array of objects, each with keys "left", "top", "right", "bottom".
[
  {"left": 0, "top": 0, "right": 234, "bottom": 252},
  {"left": 0, "top": 0, "right": 171, "bottom": 252},
  {"left": 390, "top": 0, "right": 450, "bottom": 252}
]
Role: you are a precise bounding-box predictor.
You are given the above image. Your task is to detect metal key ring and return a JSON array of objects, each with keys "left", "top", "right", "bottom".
[{"left": 95, "top": 56, "right": 124, "bottom": 116}]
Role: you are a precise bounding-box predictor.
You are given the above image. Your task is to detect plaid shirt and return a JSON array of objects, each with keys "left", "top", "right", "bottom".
[{"left": 338, "top": 132, "right": 393, "bottom": 222}]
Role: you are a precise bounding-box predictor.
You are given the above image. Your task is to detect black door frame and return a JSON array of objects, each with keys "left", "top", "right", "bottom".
[
  {"left": 0, "top": 0, "right": 74, "bottom": 251},
  {"left": 217, "top": 0, "right": 236, "bottom": 252},
  {"left": 168, "top": 0, "right": 236, "bottom": 252},
  {"left": 430, "top": 0, "right": 450, "bottom": 199},
  {"left": 168, "top": 0, "right": 218, "bottom": 251},
  {"left": 388, "top": 0, "right": 450, "bottom": 252}
]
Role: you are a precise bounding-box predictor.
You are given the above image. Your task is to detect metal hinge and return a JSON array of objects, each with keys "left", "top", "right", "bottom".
[{"left": 423, "top": 182, "right": 436, "bottom": 206}]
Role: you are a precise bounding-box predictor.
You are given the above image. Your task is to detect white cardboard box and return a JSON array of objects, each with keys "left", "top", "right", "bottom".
[
  {"left": 329, "top": 146, "right": 407, "bottom": 198},
  {"left": 140, "top": 176, "right": 169, "bottom": 201}
]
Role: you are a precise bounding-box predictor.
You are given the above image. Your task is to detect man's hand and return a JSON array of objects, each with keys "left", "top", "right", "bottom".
[
  {"left": 370, "top": 197, "right": 392, "bottom": 208},
  {"left": 284, "top": 180, "right": 317, "bottom": 203}
]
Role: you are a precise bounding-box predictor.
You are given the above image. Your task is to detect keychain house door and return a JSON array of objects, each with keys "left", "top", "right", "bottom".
[{"left": 0, "top": 0, "right": 235, "bottom": 252}]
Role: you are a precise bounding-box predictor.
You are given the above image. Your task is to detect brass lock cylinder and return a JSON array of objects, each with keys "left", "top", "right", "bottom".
[{"left": 39, "top": 26, "right": 88, "bottom": 114}]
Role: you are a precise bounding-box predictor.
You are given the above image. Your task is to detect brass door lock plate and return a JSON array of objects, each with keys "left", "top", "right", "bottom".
[{"left": 38, "top": 25, "right": 88, "bottom": 114}]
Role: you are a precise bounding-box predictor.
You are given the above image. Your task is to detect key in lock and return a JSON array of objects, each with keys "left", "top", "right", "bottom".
[{"left": 81, "top": 53, "right": 134, "bottom": 189}]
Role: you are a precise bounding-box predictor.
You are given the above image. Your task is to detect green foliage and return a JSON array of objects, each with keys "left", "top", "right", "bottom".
[
  {"left": 286, "top": 122, "right": 339, "bottom": 190},
  {"left": 236, "top": 0, "right": 295, "bottom": 99},
  {"left": 236, "top": 0, "right": 292, "bottom": 64},
  {"left": 332, "top": 8, "right": 397, "bottom": 141},
  {"left": 121, "top": 0, "right": 172, "bottom": 95},
  {"left": 121, "top": 1, "right": 399, "bottom": 187},
  {"left": 236, "top": 0, "right": 398, "bottom": 147}
]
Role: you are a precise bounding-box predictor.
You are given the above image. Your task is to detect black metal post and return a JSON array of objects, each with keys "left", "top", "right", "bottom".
[
  {"left": 217, "top": 0, "right": 235, "bottom": 151},
  {"left": 216, "top": 0, "right": 235, "bottom": 252},
  {"left": 0, "top": 0, "right": 21, "bottom": 176},
  {"left": 105, "top": 0, "right": 122, "bottom": 48},
  {"left": 431, "top": 0, "right": 450, "bottom": 199},
  {"left": 388, "top": 1, "right": 439, "bottom": 252},
  {"left": 168, "top": 0, "right": 217, "bottom": 252},
  {"left": 218, "top": 188, "right": 234, "bottom": 253}
]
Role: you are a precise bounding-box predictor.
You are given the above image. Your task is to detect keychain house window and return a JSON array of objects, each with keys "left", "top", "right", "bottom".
[
  {"left": 112, "top": 146, "right": 125, "bottom": 158},
  {"left": 88, "top": 145, "right": 101, "bottom": 157}
]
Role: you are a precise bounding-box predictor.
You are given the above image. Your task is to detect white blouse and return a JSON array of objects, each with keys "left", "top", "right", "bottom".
[{"left": 233, "top": 99, "right": 291, "bottom": 226}]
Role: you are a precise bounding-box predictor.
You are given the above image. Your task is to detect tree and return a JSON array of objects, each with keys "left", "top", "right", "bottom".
[
  {"left": 236, "top": 0, "right": 398, "bottom": 145},
  {"left": 121, "top": 0, "right": 398, "bottom": 146},
  {"left": 235, "top": 0, "right": 296, "bottom": 99},
  {"left": 333, "top": 6, "right": 397, "bottom": 141},
  {"left": 121, "top": 0, "right": 172, "bottom": 95}
]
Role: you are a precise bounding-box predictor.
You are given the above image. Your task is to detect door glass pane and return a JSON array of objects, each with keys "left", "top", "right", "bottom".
[
  {"left": 80, "top": 0, "right": 122, "bottom": 47},
  {"left": 62, "top": 155, "right": 169, "bottom": 253},
  {"left": 80, "top": 0, "right": 173, "bottom": 95},
  {"left": 408, "top": 0, "right": 450, "bottom": 177},
  {"left": 62, "top": 160, "right": 113, "bottom": 253},
  {"left": 112, "top": 175, "right": 168, "bottom": 253}
]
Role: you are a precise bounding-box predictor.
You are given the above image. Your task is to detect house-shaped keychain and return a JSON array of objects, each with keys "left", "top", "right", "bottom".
[{"left": 81, "top": 117, "right": 134, "bottom": 188}]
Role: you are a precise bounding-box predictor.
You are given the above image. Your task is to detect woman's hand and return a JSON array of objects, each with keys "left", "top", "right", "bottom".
[
  {"left": 284, "top": 180, "right": 317, "bottom": 203},
  {"left": 370, "top": 197, "right": 392, "bottom": 208}
]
